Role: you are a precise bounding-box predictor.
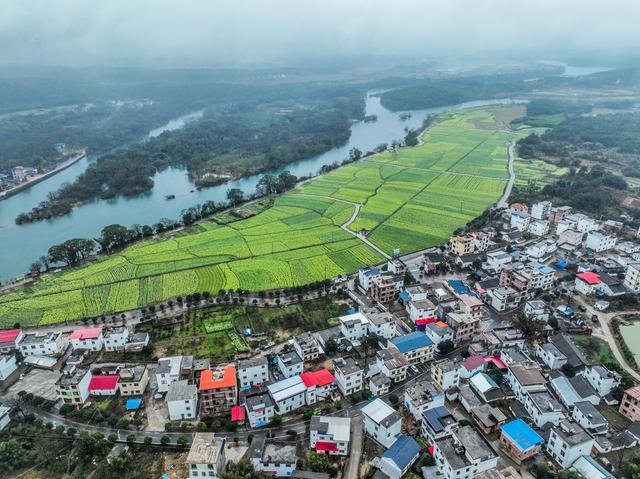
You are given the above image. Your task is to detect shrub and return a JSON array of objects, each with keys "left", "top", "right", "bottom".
[
  {"left": 144, "top": 436, "right": 153, "bottom": 445},
  {"left": 160, "top": 435, "right": 170, "bottom": 446}
]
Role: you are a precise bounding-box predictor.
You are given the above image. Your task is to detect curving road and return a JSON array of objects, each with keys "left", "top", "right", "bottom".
[{"left": 496, "top": 141, "right": 516, "bottom": 209}]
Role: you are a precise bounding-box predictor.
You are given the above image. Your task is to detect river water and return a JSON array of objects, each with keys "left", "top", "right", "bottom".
[{"left": 0, "top": 94, "right": 517, "bottom": 281}]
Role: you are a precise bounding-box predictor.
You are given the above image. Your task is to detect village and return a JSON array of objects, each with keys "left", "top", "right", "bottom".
[{"left": 3, "top": 198, "right": 640, "bottom": 479}]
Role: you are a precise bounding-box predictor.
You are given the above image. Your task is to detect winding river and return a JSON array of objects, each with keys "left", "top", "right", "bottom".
[{"left": 0, "top": 94, "right": 518, "bottom": 281}]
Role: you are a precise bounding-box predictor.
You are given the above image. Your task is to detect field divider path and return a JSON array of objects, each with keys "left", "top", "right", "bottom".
[
  {"left": 363, "top": 159, "right": 505, "bottom": 180},
  {"left": 293, "top": 193, "right": 391, "bottom": 260}
]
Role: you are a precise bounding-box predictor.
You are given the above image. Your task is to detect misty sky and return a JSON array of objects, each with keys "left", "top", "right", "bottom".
[{"left": 1, "top": 0, "right": 638, "bottom": 68}]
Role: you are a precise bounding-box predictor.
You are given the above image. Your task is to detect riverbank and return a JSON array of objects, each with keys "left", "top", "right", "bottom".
[{"left": 0, "top": 150, "right": 87, "bottom": 201}]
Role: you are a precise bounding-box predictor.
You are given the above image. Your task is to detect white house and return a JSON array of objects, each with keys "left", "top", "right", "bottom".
[
  {"left": 369, "top": 373, "right": 391, "bottom": 396},
  {"left": 558, "top": 213, "right": 599, "bottom": 235},
  {"left": 507, "top": 363, "right": 547, "bottom": 400},
  {"left": 365, "top": 311, "right": 398, "bottom": 339},
  {"left": 536, "top": 343, "right": 568, "bottom": 370},
  {"left": 103, "top": 327, "right": 129, "bottom": 352},
  {"left": 586, "top": 231, "right": 617, "bottom": 252},
  {"left": 510, "top": 212, "right": 531, "bottom": 232},
  {"left": 407, "top": 298, "right": 437, "bottom": 322},
  {"left": 361, "top": 398, "right": 401, "bottom": 448},
  {"left": 433, "top": 426, "right": 498, "bottom": 479},
  {"left": 525, "top": 300, "right": 549, "bottom": 322},
  {"left": 166, "top": 380, "right": 198, "bottom": 421},
  {"left": 292, "top": 332, "right": 321, "bottom": 361},
  {"left": 580, "top": 365, "right": 620, "bottom": 397},
  {"left": 0, "top": 329, "right": 23, "bottom": 354},
  {"left": 403, "top": 379, "right": 444, "bottom": 421},
  {"left": 310, "top": 416, "right": 351, "bottom": 455},
  {"left": 431, "top": 360, "right": 460, "bottom": 392},
  {"left": 424, "top": 322, "right": 455, "bottom": 347},
  {"left": 237, "top": 357, "right": 269, "bottom": 388},
  {"left": 333, "top": 356, "right": 363, "bottom": 396},
  {"left": 301, "top": 369, "right": 335, "bottom": 404},
  {"left": 277, "top": 351, "right": 304, "bottom": 379},
  {"left": 88, "top": 375, "right": 120, "bottom": 396},
  {"left": 528, "top": 220, "right": 550, "bottom": 237},
  {"left": 18, "top": 332, "right": 67, "bottom": 356},
  {"left": 625, "top": 262, "right": 640, "bottom": 293},
  {"left": 572, "top": 401, "right": 608, "bottom": 435},
  {"left": 531, "top": 201, "right": 552, "bottom": 220},
  {"left": 186, "top": 434, "right": 225, "bottom": 479},
  {"left": 378, "top": 435, "right": 422, "bottom": 479},
  {"left": 575, "top": 272, "right": 601, "bottom": 295},
  {"left": 69, "top": 327, "right": 103, "bottom": 351},
  {"left": 546, "top": 421, "right": 594, "bottom": 468},
  {"left": 56, "top": 368, "right": 92, "bottom": 405},
  {"left": 387, "top": 332, "right": 435, "bottom": 364},
  {"left": 550, "top": 375, "right": 600, "bottom": 408},
  {"left": 0, "top": 354, "right": 17, "bottom": 381},
  {"left": 267, "top": 375, "right": 307, "bottom": 414},
  {"left": 486, "top": 250, "right": 512, "bottom": 272},
  {"left": 339, "top": 312, "right": 370, "bottom": 343},
  {"left": 245, "top": 392, "right": 275, "bottom": 428},
  {"left": 156, "top": 356, "right": 186, "bottom": 393},
  {"left": 522, "top": 390, "right": 565, "bottom": 427},
  {"left": 250, "top": 437, "right": 298, "bottom": 478},
  {"left": 358, "top": 266, "right": 382, "bottom": 291}
]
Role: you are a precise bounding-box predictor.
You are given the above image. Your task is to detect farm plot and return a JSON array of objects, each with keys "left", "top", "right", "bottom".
[{"left": 0, "top": 106, "right": 516, "bottom": 327}]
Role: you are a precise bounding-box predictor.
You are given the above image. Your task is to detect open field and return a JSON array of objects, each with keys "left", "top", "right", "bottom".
[
  {"left": 0, "top": 107, "right": 518, "bottom": 327},
  {"left": 514, "top": 157, "right": 568, "bottom": 187}
]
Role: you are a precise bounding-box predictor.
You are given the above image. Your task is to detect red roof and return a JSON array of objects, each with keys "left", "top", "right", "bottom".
[
  {"left": 316, "top": 441, "right": 339, "bottom": 452},
  {"left": 200, "top": 366, "right": 237, "bottom": 391},
  {"left": 88, "top": 375, "right": 118, "bottom": 391},
  {"left": 415, "top": 316, "right": 438, "bottom": 326},
  {"left": 427, "top": 445, "right": 435, "bottom": 455},
  {"left": 300, "top": 369, "right": 335, "bottom": 388},
  {"left": 485, "top": 356, "right": 507, "bottom": 369},
  {"left": 576, "top": 272, "right": 600, "bottom": 285},
  {"left": 0, "top": 329, "right": 21, "bottom": 344},
  {"left": 231, "top": 406, "right": 246, "bottom": 422},
  {"left": 69, "top": 327, "right": 102, "bottom": 340},
  {"left": 462, "top": 355, "right": 486, "bottom": 372}
]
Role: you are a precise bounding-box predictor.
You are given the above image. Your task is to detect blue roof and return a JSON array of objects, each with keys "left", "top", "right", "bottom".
[
  {"left": 382, "top": 435, "right": 421, "bottom": 469},
  {"left": 555, "top": 261, "right": 567, "bottom": 270},
  {"left": 501, "top": 419, "right": 543, "bottom": 452},
  {"left": 447, "top": 279, "right": 470, "bottom": 294},
  {"left": 399, "top": 291, "right": 410, "bottom": 302},
  {"left": 125, "top": 398, "right": 142, "bottom": 410},
  {"left": 361, "top": 267, "right": 381, "bottom": 277},
  {"left": 422, "top": 406, "right": 452, "bottom": 433},
  {"left": 390, "top": 332, "right": 433, "bottom": 353}
]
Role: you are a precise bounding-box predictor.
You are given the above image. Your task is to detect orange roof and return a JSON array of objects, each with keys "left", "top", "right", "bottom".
[
  {"left": 435, "top": 321, "right": 448, "bottom": 328},
  {"left": 200, "top": 366, "right": 237, "bottom": 391}
]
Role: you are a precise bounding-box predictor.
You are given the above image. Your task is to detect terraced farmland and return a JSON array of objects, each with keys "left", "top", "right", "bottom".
[{"left": 0, "top": 107, "right": 518, "bottom": 327}]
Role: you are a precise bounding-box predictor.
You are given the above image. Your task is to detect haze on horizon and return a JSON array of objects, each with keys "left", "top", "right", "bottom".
[{"left": 1, "top": 0, "right": 639, "bottom": 70}]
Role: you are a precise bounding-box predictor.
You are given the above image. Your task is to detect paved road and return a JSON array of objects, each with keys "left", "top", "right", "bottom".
[
  {"left": 344, "top": 415, "right": 363, "bottom": 479},
  {"left": 571, "top": 295, "right": 640, "bottom": 381},
  {"left": 496, "top": 141, "right": 516, "bottom": 209}
]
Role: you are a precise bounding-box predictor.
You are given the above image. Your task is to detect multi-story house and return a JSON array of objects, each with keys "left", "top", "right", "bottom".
[
  {"left": 624, "top": 262, "right": 640, "bottom": 293},
  {"left": 580, "top": 365, "right": 620, "bottom": 397},
  {"left": 0, "top": 354, "right": 17, "bottom": 381},
  {"left": 339, "top": 312, "right": 370, "bottom": 343},
  {"left": 387, "top": 332, "right": 434, "bottom": 364},
  {"left": 431, "top": 360, "right": 460, "bottom": 392},
  {"left": 118, "top": 365, "right": 149, "bottom": 396},
  {"left": 510, "top": 212, "right": 531, "bottom": 232},
  {"left": 528, "top": 220, "right": 549, "bottom": 237},
  {"left": 572, "top": 401, "right": 608, "bottom": 435},
  {"left": 371, "top": 274, "right": 402, "bottom": 303},
  {"left": 433, "top": 426, "right": 498, "bottom": 479},
  {"left": 537, "top": 343, "right": 568, "bottom": 370},
  {"left": 249, "top": 437, "right": 298, "bottom": 478},
  {"left": 0, "top": 329, "right": 23, "bottom": 354},
  {"left": 546, "top": 421, "right": 594, "bottom": 468},
  {"left": 424, "top": 322, "right": 455, "bottom": 347},
  {"left": 268, "top": 375, "right": 307, "bottom": 414},
  {"left": 406, "top": 298, "right": 437, "bottom": 322},
  {"left": 103, "top": 327, "right": 129, "bottom": 352},
  {"left": 378, "top": 435, "right": 422, "bottom": 479},
  {"left": 199, "top": 365, "right": 237, "bottom": 417},
  {"left": 69, "top": 327, "right": 103, "bottom": 351},
  {"left": 18, "top": 331, "right": 67, "bottom": 356},
  {"left": 404, "top": 379, "right": 444, "bottom": 421},
  {"left": 245, "top": 393, "right": 275, "bottom": 428},
  {"left": 507, "top": 362, "right": 547, "bottom": 400},
  {"left": 531, "top": 200, "right": 552, "bottom": 220},
  {"left": 167, "top": 380, "right": 198, "bottom": 421},
  {"left": 457, "top": 294, "right": 484, "bottom": 320},
  {"left": 445, "top": 312, "right": 480, "bottom": 345},
  {"left": 277, "top": 351, "right": 304, "bottom": 378},
  {"left": 156, "top": 356, "right": 192, "bottom": 393},
  {"left": 485, "top": 286, "right": 521, "bottom": 312},
  {"left": 301, "top": 369, "right": 335, "bottom": 404},
  {"left": 586, "top": 231, "right": 617, "bottom": 252},
  {"left": 186, "top": 435, "right": 225, "bottom": 479},
  {"left": 292, "top": 332, "right": 321, "bottom": 361},
  {"left": 486, "top": 250, "right": 512, "bottom": 272},
  {"left": 366, "top": 311, "right": 397, "bottom": 339},
  {"left": 237, "top": 357, "right": 269, "bottom": 388},
  {"left": 310, "top": 416, "right": 350, "bottom": 455},
  {"left": 358, "top": 266, "right": 381, "bottom": 291},
  {"left": 575, "top": 272, "right": 601, "bottom": 295},
  {"left": 333, "top": 356, "right": 363, "bottom": 396},
  {"left": 499, "top": 419, "right": 544, "bottom": 463},
  {"left": 376, "top": 349, "right": 410, "bottom": 383},
  {"left": 361, "top": 398, "right": 401, "bottom": 448},
  {"left": 619, "top": 384, "right": 640, "bottom": 421},
  {"left": 522, "top": 390, "right": 564, "bottom": 427},
  {"left": 56, "top": 367, "right": 92, "bottom": 405},
  {"left": 450, "top": 234, "right": 476, "bottom": 256},
  {"left": 549, "top": 205, "right": 572, "bottom": 225}
]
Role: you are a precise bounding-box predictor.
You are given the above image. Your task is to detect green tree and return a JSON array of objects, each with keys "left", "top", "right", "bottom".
[
  {"left": 226, "top": 188, "right": 244, "bottom": 207},
  {"left": 144, "top": 436, "right": 153, "bottom": 445},
  {"left": 220, "top": 460, "right": 263, "bottom": 479},
  {"left": 308, "top": 451, "right": 330, "bottom": 472},
  {"left": 437, "top": 339, "right": 455, "bottom": 355},
  {"left": 97, "top": 224, "right": 130, "bottom": 253},
  {"left": 160, "top": 435, "right": 170, "bottom": 446},
  {"left": 561, "top": 363, "right": 576, "bottom": 378},
  {"left": 177, "top": 435, "right": 189, "bottom": 446}
]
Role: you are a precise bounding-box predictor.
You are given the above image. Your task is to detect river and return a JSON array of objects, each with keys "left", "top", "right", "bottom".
[{"left": 0, "top": 94, "right": 518, "bottom": 281}]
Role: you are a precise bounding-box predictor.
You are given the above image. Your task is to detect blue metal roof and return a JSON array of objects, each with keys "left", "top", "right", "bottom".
[
  {"left": 447, "top": 279, "right": 470, "bottom": 294},
  {"left": 382, "top": 435, "right": 421, "bottom": 469},
  {"left": 422, "top": 406, "right": 452, "bottom": 433},
  {"left": 399, "top": 291, "right": 410, "bottom": 302},
  {"left": 125, "top": 398, "right": 142, "bottom": 410},
  {"left": 361, "top": 267, "right": 381, "bottom": 277},
  {"left": 390, "top": 332, "right": 433, "bottom": 353},
  {"left": 501, "top": 419, "right": 543, "bottom": 452}
]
